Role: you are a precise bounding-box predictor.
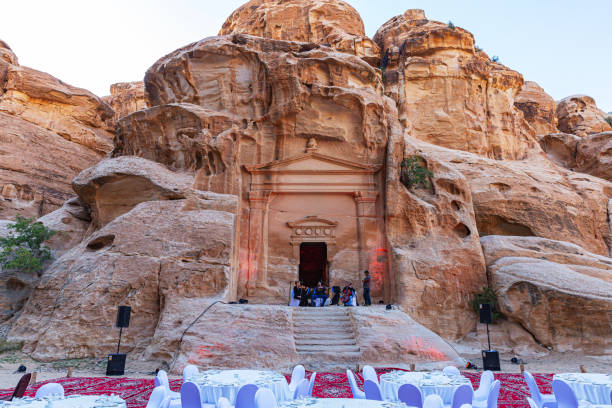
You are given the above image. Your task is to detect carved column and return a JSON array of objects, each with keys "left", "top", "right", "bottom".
[
  {"left": 353, "top": 191, "right": 379, "bottom": 271},
  {"left": 248, "top": 190, "right": 272, "bottom": 295}
]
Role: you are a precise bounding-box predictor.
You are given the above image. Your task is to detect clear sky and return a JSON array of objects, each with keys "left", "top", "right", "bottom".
[{"left": 2, "top": 0, "right": 611, "bottom": 112}]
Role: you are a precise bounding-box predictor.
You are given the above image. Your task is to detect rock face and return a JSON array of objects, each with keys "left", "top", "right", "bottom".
[
  {"left": 537, "top": 133, "right": 581, "bottom": 168},
  {"left": 102, "top": 82, "right": 147, "bottom": 123},
  {"left": 481, "top": 235, "right": 612, "bottom": 355},
  {"left": 557, "top": 95, "right": 612, "bottom": 137},
  {"left": 514, "top": 81, "right": 558, "bottom": 135},
  {"left": 0, "top": 40, "right": 114, "bottom": 219},
  {"left": 374, "top": 10, "right": 538, "bottom": 160},
  {"left": 219, "top": 0, "right": 379, "bottom": 65}
]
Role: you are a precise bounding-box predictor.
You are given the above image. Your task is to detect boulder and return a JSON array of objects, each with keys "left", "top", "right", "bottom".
[
  {"left": 8, "top": 198, "right": 237, "bottom": 361},
  {"left": 0, "top": 40, "right": 114, "bottom": 219},
  {"left": 36, "top": 198, "right": 91, "bottom": 256},
  {"left": 219, "top": 0, "right": 379, "bottom": 65},
  {"left": 515, "top": 81, "right": 558, "bottom": 135},
  {"left": 481, "top": 235, "right": 612, "bottom": 354},
  {"left": 537, "top": 133, "right": 580, "bottom": 168},
  {"left": 575, "top": 131, "right": 612, "bottom": 181},
  {"left": 102, "top": 81, "right": 147, "bottom": 123},
  {"left": 374, "top": 10, "right": 538, "bottom": 160},
  {"left": 557, "top": 95, "right": 612, "bottom": 137}
]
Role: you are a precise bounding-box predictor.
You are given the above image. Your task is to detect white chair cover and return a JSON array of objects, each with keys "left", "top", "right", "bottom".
[
  {"left": 217, "top": 397, "right": 232, "bottom": 408},
  {"left": 288, "top": 365, "right": 306, "bottom": 391},
  {"left": 524, "top": 371, "right": 557, "bottom": 408},
  {"left": 157, "top": 370, "right": 180, "bottom": 399},
  {"left": 293, "top": 379, "right": 310, "bottom": 399},
  {"left": 473, "top": 372, "right": 494, "bottom": 402},
  {"left": 255, "top": 388, "right": 278, "bottom": 408},
  {"left": 289, "top": 288, "right": 300, "bottom": 307},
  {"left": 35, "top": 383, "right": 65, "bottom": 398},
  {"left": 159, "top": 396, "right": 172, "bottom": 408},
  {"left": 146, "top": 386, "right": 169, "bottom": 408},
  {"left": 183, "top": 365, "right": 200, "bottom": 382},
  {"left": 423, "top": 395, "right": 445, "bottom": 408},
  {"left": 346, "top": 369, "right": 366, "bottom": 399},
  {"left": 443, "top": 367, "right": 461, "bottom": 377},
  {"left": 362, "top": 366, "right": 379, "bottom": 385},
  {"left": 308, "top": 373, "right": 317, "bottom": 397}
]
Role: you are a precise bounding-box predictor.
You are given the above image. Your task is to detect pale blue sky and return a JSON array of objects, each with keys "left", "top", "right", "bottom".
[{"left": 2, "top": 1, "right": 611, "bottom": 112}]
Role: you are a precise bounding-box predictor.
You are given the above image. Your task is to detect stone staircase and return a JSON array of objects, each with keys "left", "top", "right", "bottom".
[{"left": 291, "top": 307, "right": 360, "bottom": 369}]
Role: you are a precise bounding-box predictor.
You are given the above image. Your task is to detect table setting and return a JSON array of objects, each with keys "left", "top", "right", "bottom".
[
  {"left": 554, "top": 373, "right": 612, "bottom": 405},
  {"left": 380, "top": 371, "right": 472, "bottom": 404},
  {"left": 280, "top": 397, "right": 407, "bottom": 408},
  {"left": 0, "top": 395, "right": 126, "bottom": 408},
  {"left": 185, "top": 369, "right": 292, "bottom": 404}
]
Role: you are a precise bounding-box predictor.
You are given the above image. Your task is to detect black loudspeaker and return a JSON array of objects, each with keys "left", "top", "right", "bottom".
[
  {"left": 106, "top": 353, "right": 126, "bottom": 375},
  {"left": 479, "top": 303, "right": 492, "bottom": 324},
  {"left": 116, "top": 306, "right": 131, "bottom": 328},
  {"left": 482, "top": 350, "right": 500, "bottom": 371},
  {"left": 238, "top": 299, "right": 248, "bottom": 304}
]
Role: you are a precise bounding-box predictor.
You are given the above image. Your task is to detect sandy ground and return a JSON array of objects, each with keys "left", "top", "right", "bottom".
[{"left": 1, "top": 349, "right": 610, "bottom": 389}]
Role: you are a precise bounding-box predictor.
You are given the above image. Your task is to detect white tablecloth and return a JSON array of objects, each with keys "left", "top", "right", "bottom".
[
  {"left": 187, "top": 369, "right": 292, "bottom": 404},
  {"left": 0, "top": 395, "right": 126, "bottom": 408},
  {"left": 554, "top": 374, "right": 612, "bottom": 405},
  {"left": 380, "top": 371, "right": 473, "bottom": 404},
  {"left": 280, "top": 397, "right": 406, "bottom": 408}
]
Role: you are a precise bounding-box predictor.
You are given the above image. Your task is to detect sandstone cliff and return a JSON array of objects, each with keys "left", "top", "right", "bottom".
[
  {"left": 0, "top": 40, "right": 114, "bottom": 219},
  {"left": 514, "top": 81, "right": 558, "bottom": 135},
  {"left": 557, "top": 95, "right": 612, "bottom": 137},
  {"left": 102, "top": 81, "right": 147, "bottom": 123}
]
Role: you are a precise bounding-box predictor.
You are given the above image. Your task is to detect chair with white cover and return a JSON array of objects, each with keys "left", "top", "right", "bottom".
[
  {"left": 346, "top": 369, "right": 365, "bottom": 399},
  {"left": 398, "top": 383, "right": 423, "bottom": 408},
  {"left": 362, "top": 365, "right": 379, "bottom": 385},
  {"left": 482, "top": 380, "right": 500, "bottom": 408},
  {"left": 159, "top": 396, "right": 173, "bottom": 408},
  {"left": 35, "top": 383, "right": 65, "bottom": 398},
  {"left": 443, "top": 366, "right": 461, "bottom": 377},
  {"left": 293, "top": 379, "right": 310, "bottom": 399},
  {"left": 157, "top": 370, "right": 181, "bottom": 399},
  {"left": 448, "top": 384, "right": 473, "bottom": 408},
  {"left": 236, "top": 384, "right": 259, "bottom": 408},
  {"left": 182, "top": 365, "right": 199, "bottom": 382},
  {"left": 364, "top": 380, "right": 383, "bottom": 401},
  {"left": 473, "top": 371, "right": 494, "bottom": 403},
  {"left": 180, "top": 382, "right": 203, "bottom": 408},
  {"left": 146, "top": 386, "right": 169, "bottom": 408},
  {"left": 288, "top": 365, "right": 306, "bottom": 391},
  {"left": 217, "top": 398, "right": 232, "bottom": 408},
  {"left": 423, "top": 395, "right": 445, "bottom": 408},
  {"left": 289, "top": 288, "right": 300, "bottom": 307},
  {"left": 308, "top": 372, "right": 317, "bottom": 397},
  {"left": 255, "top": 388, "right": 278, "bottom": 408},
  {"left": 551, "top": 380, "right": 578, "bottom": 408},
  {"left": 524, "top": 371, "right": 557, "bottom": 408},
  {"left": 527, "top": 398, "right": 539, "bottom": 408}
]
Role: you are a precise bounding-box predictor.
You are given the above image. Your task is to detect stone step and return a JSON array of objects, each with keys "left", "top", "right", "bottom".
[
  {"left": 295, "top": 344, "right": 360, "bottom": 353},
  {"left": 295, "top": 338, "right": 357, "bottom": 346},
  {"left": 292, "top": 312, "right": 349, "bottom": 317},
  {"left": 294, "top": 332, "right": 353, "bottom": 340},
  {"left": 293, "top": 318, "right": 351, "bottom": 325},
  {"left": 293, "top": 327, "right": 353, "bottom": 335}
]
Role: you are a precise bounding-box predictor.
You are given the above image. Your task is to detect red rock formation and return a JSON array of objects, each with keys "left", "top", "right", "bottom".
[
  {"left": 557, "top": 95, "right": 612, "bottom": 137},
  {"left": 219, "top": 0, "right": 379, "bottom": 65},
  {"left": 0, "top": 40, "right": 114, "bottom": 219},
  {"left": 374, "top": 10, "right": 539, "bottom": 160},
  {"left": 515, "top": 81, "right": 558, "bottom": 135},
  {"left": 102, "top": 81, "right": 147, "bottom": 123}
]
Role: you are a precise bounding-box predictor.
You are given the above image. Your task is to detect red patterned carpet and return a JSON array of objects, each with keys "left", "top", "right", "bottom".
[{"left": 0, "top": 369, "right": 553, "bottom": 408}]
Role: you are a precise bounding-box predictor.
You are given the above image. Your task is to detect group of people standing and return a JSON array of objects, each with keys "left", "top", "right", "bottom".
[{"left": 291, "top": 271, "right": 372, "bottom": 307}]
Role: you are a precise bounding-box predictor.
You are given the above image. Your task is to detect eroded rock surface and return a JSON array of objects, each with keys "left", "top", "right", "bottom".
[
  {"left": 103, "top": 81, "right": 147, "bottom": 123},
  {"left": 0, "top": 40, "right": 114, "bottom": 219},
  {"left": 374, "top": 10, "right": 538, "bottom": 160},
  {"left": 557, "top": 95, "right": 612, "bottom": 137},
  {"left": 219, "top": 0, "right": 379, "bottom": 65},
  {"left": 537, "top": 133, "right": 580, "bottom": 168},
  {"left": 515, "top": 81, "right": 558, "bottom": 135},
  {"left": 481, "top": 235, "right": 612, "bottom": 354},
  {"left": 575, "top": 132, "right": 612, "bottom": 181}
]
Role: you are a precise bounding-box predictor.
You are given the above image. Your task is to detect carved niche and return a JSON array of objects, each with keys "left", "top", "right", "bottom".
[{"left": 287, "top": 216, "right": 338, "bottom": 260}]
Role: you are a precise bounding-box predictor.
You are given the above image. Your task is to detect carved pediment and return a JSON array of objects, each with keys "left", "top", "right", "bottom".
[
  {"left": 245, "top": 152, "right": 380, "bottom": 174},
  {"left": 288, "top": 216, "right": 337, "bottom": 242}
]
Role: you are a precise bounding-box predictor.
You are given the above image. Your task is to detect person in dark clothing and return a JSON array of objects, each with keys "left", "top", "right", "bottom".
[
  {"left": 297, "top": 282, "right": 309, "bottom": 307},
  {"left": 313, "top": 281, "right": 328, "bottom": 306},
  {"left": 362, "top": 270, "right": 371, "bottom": 306},
  {"left": 341, "top": 282, "right": 356, "bottom": 306},
  {"left": 331, "top": 286, "right": 341, "bottom": 305},
  {"left": 292, "top": 281, "right": 302, "bottom": 304}
]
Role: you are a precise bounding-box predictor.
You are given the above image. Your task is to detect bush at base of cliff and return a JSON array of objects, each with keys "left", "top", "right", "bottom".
[
  {"left": 471, "top": 287, "right": 501, "bottom": 323},
  {"left": 0, "top": 216, "right": 55, "bottom": 276}
]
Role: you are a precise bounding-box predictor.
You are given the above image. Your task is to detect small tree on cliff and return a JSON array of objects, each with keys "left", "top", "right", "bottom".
[
  {"left": 400, "top": 156, "right": 434, "bottom": 190},
  {"left": 605, "top": 116, "right": 612, "bottom": 128},
  {"left": 0, "top": 216, "right": 55, "bottom": 275}
]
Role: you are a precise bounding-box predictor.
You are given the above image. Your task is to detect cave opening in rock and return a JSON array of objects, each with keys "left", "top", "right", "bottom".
[{"left": 299, "top": 242, "right": 327, "bottom": 287}]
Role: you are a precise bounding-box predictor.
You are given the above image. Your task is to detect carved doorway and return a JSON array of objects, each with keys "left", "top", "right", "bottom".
[{"left": 299, "top": 242, "right": 327, "bottom": 288}]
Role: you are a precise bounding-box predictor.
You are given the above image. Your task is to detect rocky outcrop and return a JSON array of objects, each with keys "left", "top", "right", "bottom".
[
  {"left": 8, "top": 197, "right": 236, "bottom": 361},
  {"left": 481, "top": 235, "right": 612, "bottom": 354},
  {"left": 37, "top": 198, "right": 91, "bottom": 256},
  {"left": 557, "top": 95, "right": 612, "bottom": 137},
  {"left": 219, "top": 0, "right": 379, "bottom": 65},
  {"left": 515, "top": 81, "right": 558, "bottom": 135},
  {"left": 103, "top": 81, "right": 147, "bottom": 123},
  {"left": 374, "top": 10, "right": 538, "bottom": 160},
  {"left": 537, "top": 133, "right": 580, "bottom": 168},
  {"left": 0, "top": 40, "right": 114, "bottom": 219}
]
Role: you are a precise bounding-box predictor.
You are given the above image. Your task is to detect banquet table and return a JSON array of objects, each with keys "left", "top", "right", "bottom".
[
  {"left": 380, "top": 371, "right": 473, "bottom": 404},
  {"left": 554, "top": 373, "right": 612, "bottom": 405},
  {"left": 280, "top": 397, "right": 406, "bottom": 408},
  {"left": 186, "top": 369, "right": 292, "bottom": 404},
  {"left": 0, "top": 395, "right": 126, "bottom": 408}
]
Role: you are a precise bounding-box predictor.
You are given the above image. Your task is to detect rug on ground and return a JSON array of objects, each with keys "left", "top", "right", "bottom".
[{"left": 0, "top": 369, "right": 554, "bottom": 408}]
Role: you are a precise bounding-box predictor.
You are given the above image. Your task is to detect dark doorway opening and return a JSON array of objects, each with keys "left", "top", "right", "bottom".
[{"left": 299, "top": 242, "right": 327, "bottom": 288}]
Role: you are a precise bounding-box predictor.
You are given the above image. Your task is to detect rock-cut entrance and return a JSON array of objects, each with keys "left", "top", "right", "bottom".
[{"left": 299, "top": 242, "right": 327, "bottom": 287}]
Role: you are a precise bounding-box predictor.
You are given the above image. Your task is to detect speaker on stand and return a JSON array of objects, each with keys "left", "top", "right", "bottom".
[
  {"left": 479, "top": 303, "right": 500, "bottom": 371},
  {"left": 106, "top": 306, "right": 130, "bottom": 376}
]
